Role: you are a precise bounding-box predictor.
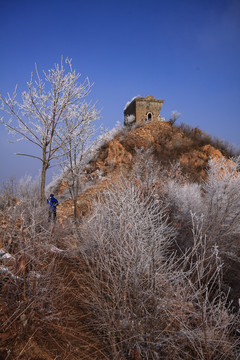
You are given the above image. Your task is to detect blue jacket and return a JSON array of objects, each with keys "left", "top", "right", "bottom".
[{"left": 47, "top": 195, "right": 58, "bottom": 211}]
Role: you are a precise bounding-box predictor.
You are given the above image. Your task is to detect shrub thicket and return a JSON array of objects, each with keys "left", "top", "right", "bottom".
[
  {"left": 1, "top": 155, "right": 240, "bottom": 359},
  {"left": 76, "top": 174, "right": 239, "bottom": 359}
]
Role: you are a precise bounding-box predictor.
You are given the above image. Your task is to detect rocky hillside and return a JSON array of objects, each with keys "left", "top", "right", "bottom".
[
  {"left": 56, "top": 120, "right": 225, "bottom": 219},
  {"left": 1, "top": 120, "right": 240, "bottom": 360}
]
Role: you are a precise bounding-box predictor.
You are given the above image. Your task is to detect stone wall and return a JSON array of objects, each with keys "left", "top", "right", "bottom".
[{"left": 124, "top": 96, "right": 164, "bottom": 125}]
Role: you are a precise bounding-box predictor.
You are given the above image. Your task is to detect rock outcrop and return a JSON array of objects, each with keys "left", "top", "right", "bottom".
[{"left": 57, "top": 121, "right": 227, "bottom": 219}]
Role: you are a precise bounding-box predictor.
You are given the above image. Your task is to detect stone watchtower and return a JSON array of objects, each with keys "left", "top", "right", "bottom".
[{"left": 124, "top": 95, "right": 165, "bottom": 126}]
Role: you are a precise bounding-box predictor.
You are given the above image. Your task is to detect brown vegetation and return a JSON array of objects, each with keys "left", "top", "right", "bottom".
[
  {"left": 56, "top": 121, "right": 229, "bottom": 219},
  {"left": 1, "top": 120, "right": 240, "bottom": 359}
]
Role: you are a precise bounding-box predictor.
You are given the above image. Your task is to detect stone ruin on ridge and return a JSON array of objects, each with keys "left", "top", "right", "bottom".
[{"left": 124, "top": 95, "right": 165, "bottom": 126}]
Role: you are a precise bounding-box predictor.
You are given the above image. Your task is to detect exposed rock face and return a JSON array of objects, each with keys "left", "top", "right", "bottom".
[
  {"left": 104, "top": 139, "right": 133, "bottom": 167},
  {"left": 57, "top": 121, "right": 227, "bottom": 219}
]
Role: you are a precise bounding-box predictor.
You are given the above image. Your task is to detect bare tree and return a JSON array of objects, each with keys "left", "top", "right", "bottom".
[
  {"left": 0, "top": 58, "right": 96, "bottom": 203},
  {"left": 57, "top": 102, "right": 100, "bottom": 219}
]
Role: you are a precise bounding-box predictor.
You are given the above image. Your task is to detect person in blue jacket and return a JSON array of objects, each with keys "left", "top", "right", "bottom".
[{"left": 47, "top": 194, "right": 59, "bottom": 221}]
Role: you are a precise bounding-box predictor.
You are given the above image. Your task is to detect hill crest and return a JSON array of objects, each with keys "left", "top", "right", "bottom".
[{"left": 56, "top": 120, "right": 226, "bottom": 219}]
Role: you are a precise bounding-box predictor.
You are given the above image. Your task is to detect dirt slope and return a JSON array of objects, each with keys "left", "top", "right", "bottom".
[{"left": 57, "top": 121, "right": 225, "bottom": 219}]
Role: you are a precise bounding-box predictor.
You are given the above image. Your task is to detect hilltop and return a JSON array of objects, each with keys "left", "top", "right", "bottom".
[{"left": 55, "top": 120, "right": 226, "bottom": 219}]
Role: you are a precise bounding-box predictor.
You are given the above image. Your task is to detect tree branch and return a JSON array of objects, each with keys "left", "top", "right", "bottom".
[
  {"left": 16, "top": 153, "right": 43, "bottom": 162},
  {"left": 2, "top": 121, "right": 43, "bottom": 148}
]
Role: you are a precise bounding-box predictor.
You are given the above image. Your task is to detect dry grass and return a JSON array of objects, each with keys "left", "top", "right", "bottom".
[{"left": 1, "top": 137, "right": 240, "bottom": 359}]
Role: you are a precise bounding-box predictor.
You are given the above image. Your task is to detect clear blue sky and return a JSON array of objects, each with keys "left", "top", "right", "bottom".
[{"left": 1, "top": 0, "right": 240, "bottom": 184}]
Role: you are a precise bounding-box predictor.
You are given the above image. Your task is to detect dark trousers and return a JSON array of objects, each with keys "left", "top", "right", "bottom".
[{"left": 48, "top": 209, "right": 57, "bottom": 221}]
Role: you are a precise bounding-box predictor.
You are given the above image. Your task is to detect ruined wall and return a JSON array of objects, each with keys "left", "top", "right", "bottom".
[
  {"left": 135, "top": 96, "right": 164, "bottom": 123},
  {"left": 124, "top": 96, "right": 164, "bottom": 125},
  {"left": 124, "top": 101, "right": 136, "bottom": 126}
]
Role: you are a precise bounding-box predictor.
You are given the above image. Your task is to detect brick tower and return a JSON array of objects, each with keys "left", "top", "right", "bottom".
[{"left": 124, "top": 95, "right": 165, "bottom": 126}]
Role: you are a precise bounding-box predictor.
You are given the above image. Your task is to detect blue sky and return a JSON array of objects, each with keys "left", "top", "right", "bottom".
[{"left": 0, "top": 0, "right": 240, "bottom": 184}]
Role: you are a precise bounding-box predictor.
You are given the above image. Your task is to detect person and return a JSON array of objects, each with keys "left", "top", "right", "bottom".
[{"left": 47, "top": 194, "right": 59, "bottom": 221}]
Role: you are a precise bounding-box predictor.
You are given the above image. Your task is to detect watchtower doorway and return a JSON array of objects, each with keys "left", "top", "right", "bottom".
[{"left": 147, "top": 112, "right": 153, "bottom": 121}]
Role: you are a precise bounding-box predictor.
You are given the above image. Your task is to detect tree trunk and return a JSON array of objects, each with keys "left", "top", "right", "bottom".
[
  {"left": 74, "top": 197, "right": 78, "bottom": 219},
  {"left": 41, "top": 146, "right": 48, "bottom": 205},
  {"left": 41, "top": 164, "right": 47, "bottom": 205},
  {"left": 73, "top": 176, "right": 79, "bottom": 220}
]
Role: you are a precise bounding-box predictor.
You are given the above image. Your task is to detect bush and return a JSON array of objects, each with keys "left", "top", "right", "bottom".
[
  {"left": 203, "top": 157, "right": 240, "bottom": 244},
  {"left": 164, "top": 157, "right": 240, "bottom": 253},
  {"left": 1, "top": 155, "right": 240, "bottom": 359},
  {"left": 76, "top": 177, "right": 239, "bottom": 359},
  {"left": 178, "top": 122, "right": 240, "bottom": 157}
]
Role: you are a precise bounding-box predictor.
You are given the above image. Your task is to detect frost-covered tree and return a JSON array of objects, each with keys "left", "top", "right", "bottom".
[
  {"left": 57, "top": 103, "right": 100, "bottom": 219},
  {"left": 169, "top": 110, "right": 181, "bottom": 125},
  {"left": 0, "top": 58, "right": 97, "bottom": 203}
]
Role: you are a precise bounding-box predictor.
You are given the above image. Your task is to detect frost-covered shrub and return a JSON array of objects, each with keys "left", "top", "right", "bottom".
[
  {"left": 77, "top": 177, "right": 239, "bottom": 359},
  {"left": 202, "top": 157, "right": 240, "bottom": 244},
  {"left": 124, "top": 114, "right": 135, "bottom": 126},
  {"left": 0, "top": 177, "right": 18, "bottom": 210},
  {"left": 130, "top": 148, "right": 162, "bottom": 189},
  {"left": 169, "top": 110, "right": 181, "bottom": 125},
  {"left": 163, "top": 156, "right": 240, "bottom": 256},
  {"left": 18, "top": 175, "right": 41, "bottom": 203},
  {"left": 80, "top": 177, "right": 174, "bottom": 263},
  {"left": 78, "top": 178, "right": 175, "bottom": 357},
  {"left": 0, "top": 175, "right": 48, "bottom": 252},
  {"left": 0, "top": 175, "right": 41, "bottom": 211},
  {"left": 165, "top": 180, "right": 203, "bottom": 223}
]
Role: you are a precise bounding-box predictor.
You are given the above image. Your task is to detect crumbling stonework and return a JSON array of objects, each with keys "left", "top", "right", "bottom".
[{"left": 124, "top": 95, "right": 164, "bottom": 126}]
